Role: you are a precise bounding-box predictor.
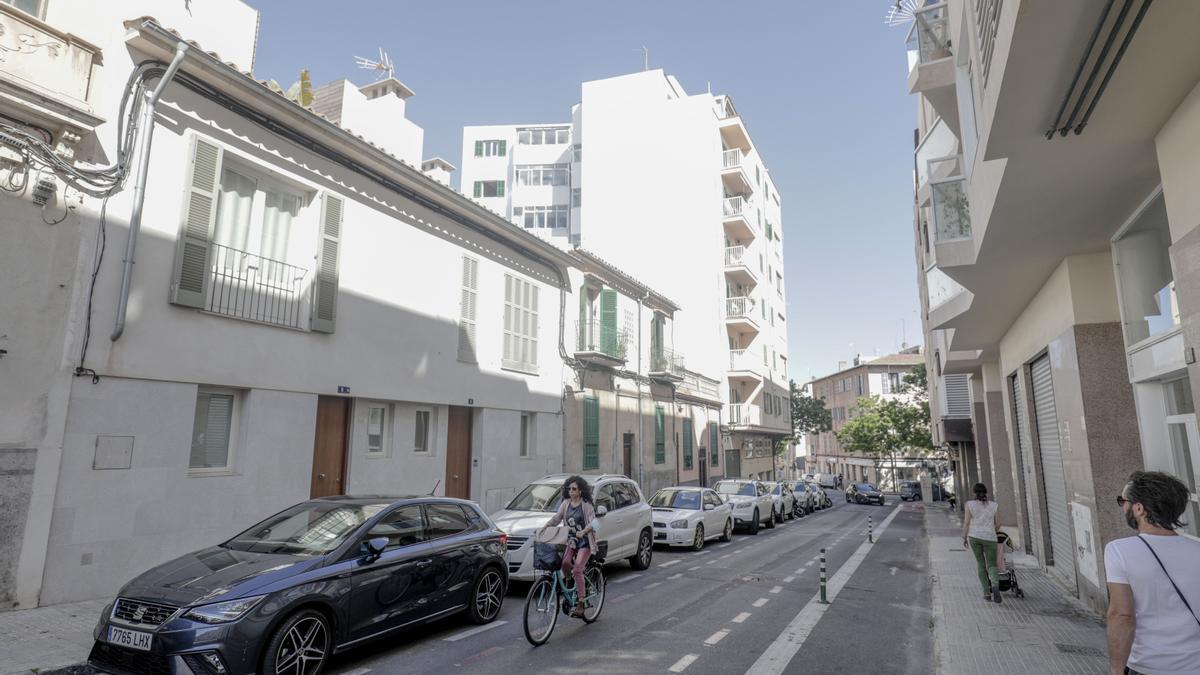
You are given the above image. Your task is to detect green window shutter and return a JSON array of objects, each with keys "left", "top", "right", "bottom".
[
  {"left": 170, "top": 136, "right": 224, "bottom": 308},
  {"left": 497, "top": 181, "right": 505, "bottom": 197},
  {"left": 578, "top": 285, "right": 589, "bottom": 350},
  {"left": 655, "top": 406, "right": 665, "bottom": 464},
  {"left": 498, "top": 140, "right": 507, "bottom": 156},
  {"left": 310, "top": 192, "right": 343, "bottom": 333},
  {"left": 474, "top": 140, "right": 483, "bottom": 157},
  {"left": 710, "top": 423, "right": 719, "bottom": 466},
  {"left": 473, "top": 181, "right": 482, "bottom": 198},
  {"left": 583, "top": 396, "right": 600, "bottom": 470},
  {"left": 599, "top": 288, "right": 618, "bottom": 356},
  {"left": 683, "top": 418, "right": 693, "bottom": 470},
  {"left": 650, "top": 315, "right": 663, "bottom": 368}
]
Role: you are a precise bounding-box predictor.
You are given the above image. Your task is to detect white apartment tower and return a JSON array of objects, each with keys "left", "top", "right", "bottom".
[{"left": 463, "top": 70, "right": 791, "bottom": 481}]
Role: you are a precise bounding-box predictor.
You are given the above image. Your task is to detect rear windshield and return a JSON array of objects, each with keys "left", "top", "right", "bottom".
[
  {"left": 715, "top": 482, "right": 756, "bottom": 497},
  {"left": 650, "top": 489, "right": 701, "bottom": 510}
]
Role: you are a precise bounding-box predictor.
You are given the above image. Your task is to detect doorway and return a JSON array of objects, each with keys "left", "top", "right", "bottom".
[
  {"left": 446, "top": 406, "right": 473, "bottom": 499},
  {"left": 311, "top": 396, "right": 349, "bottom": 498},
  {"left": 623, "top": 433, "right": 634, "bottom": 478}
]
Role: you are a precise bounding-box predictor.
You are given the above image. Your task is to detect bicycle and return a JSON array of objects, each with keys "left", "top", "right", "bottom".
[{"left": 523, "top": 548, "right": 606, "bottom": 646}]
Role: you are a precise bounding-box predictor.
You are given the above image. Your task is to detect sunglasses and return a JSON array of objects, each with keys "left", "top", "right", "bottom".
[
  {"left": 1116, "top": 496, "right": 1130, "bottom": 507},
  {"left": 569, "top": 485, "right": 580, "bottom": 491}
]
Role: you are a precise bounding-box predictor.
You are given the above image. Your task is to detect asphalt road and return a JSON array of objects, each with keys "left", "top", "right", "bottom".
[{"left": 324, "top": 491, "right": 933, "bottom": 675}]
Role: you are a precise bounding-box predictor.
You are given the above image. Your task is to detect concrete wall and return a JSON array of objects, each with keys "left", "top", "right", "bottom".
[{"left": 470, "top": 407, "right": 562, "bottom": 516}]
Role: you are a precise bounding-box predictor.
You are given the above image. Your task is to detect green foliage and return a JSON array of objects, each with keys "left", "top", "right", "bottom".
[
  {"left": 836, "top": 394, "right": 933, "bottom": 461},
  {"left": 790, "top": 379, "right": 833, "bottom": 438},
  {"left": 266, "top": 69, "right": 314, "bottom": 108}
]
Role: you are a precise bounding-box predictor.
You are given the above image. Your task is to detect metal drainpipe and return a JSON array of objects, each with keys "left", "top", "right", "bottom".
[
  {"left": 111, "top": 43, "right": 189, "bottom": 341},
  {"left": 636, "top": 291, "right": 648, "bottom": 489},
  {"left": 671, "top": 385, "right": 679, "bottom": 486}
]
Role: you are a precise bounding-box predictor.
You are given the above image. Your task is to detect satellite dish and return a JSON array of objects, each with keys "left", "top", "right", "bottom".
[
  {"left": 354, "top": 47, "right": 395, "bottom": 80},
  {"left": 884, "top": 0, "right": 922, "bottom": 26}
]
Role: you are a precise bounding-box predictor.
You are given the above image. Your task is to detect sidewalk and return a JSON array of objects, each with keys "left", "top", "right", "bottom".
[
  {"left": 0, "top": 599, "right": 103, "bottom": 674},
  {"left": 925, "top": 502, "right": 1109, "bottom": 674}
]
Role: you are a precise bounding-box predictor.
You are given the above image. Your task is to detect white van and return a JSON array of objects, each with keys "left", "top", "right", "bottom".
[{"left": 815, "top": 473, "right": 838, "bottom": 489}]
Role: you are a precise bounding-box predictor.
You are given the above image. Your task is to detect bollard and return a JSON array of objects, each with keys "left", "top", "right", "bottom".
[
  {"left": 868, "top": 515, "right": 873, "bottom": 543},
  {"left": 819, "top": 547, "right": 828, "bottom": 604}
]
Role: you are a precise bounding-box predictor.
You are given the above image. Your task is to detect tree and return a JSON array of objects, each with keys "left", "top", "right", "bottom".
[
  {"left": 836, "top": 393, "right": 932, "bottom": 490},
  {"left": 790, "top": 379, "right": 832, "bottom": 439}
]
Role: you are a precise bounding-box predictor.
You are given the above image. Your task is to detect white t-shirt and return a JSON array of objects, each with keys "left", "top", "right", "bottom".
[
  {"left": 966, "top": 500, "right": 998, "bottom": 541},
  {"left": 1104, "top": 534, "right": 1200, "bottom": 675}
]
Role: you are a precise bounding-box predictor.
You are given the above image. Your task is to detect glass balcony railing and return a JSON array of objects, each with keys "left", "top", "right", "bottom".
[
  {"left": 905, "top": 2, "right": 952, "bottom": 76},
  {"left": 926, "top": 267, "right": 966, "bottom": 310},
  {"left": 915, "top": 118, "right": 957, "bottom": 189},
  {"left": 929, "top": 156, "right": 971, "bottom": 242}
]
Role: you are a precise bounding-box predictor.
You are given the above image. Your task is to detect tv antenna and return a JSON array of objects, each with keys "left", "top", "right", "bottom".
[
  {"left": 884, "top": 0, "right": 921, "bottom": 26},
  {"left": 633, "top": 45, "right": 648, "bottom": 71},
  {"left": 355, "top": 48, "right": 395, "bottom": 81}
]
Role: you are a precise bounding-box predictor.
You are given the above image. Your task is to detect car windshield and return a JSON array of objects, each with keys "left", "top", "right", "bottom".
[
  {"left": 771, "top": 485, "right": 783, "bottom": 495},
  {"left": 506, "top": 482, "right": 564, "bottom": 512},
  {"left": 858, "top": 484, "right": 876, "bottom": 491},
  {"left": 224, "top": 502, "right": 387, "bottom": 555},
  {"left": 716, "top": 482, "right": 756, "bottom": 497},
  {"left": 650, "top": 489, "right": 701, "bottom": 509}
]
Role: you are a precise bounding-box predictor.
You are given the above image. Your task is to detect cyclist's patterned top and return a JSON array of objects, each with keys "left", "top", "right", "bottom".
[{"left": 546, "top": 499, "right": 598, "bottom": 551}]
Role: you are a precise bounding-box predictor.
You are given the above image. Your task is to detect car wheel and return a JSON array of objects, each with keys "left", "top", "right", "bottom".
[
  {"left": 629, "top": 530, "right": 653, "bottom": 570},
  {"left": 692, "top": 523, "right": 705, "bottom": 551},
  {"left": 261, "top": 608, "right": 330, "bottom": 675},
  {"left": 766, "top": 508, "right": 777, "bottom": 528},
  {"left": 720, "top": 518, "right": 733, "bottom": 542},
  {"left": 748, "top": 510, "right": 760, "bottom": 535},
  {"left": 846, "top": 495, "right": 851, "bottom": 503},
  {"left": 468, "top": 566, "right": 504, "bottom": 624},
  {"left": 880, "top": 499, "right": 885, "bottom": 506}
]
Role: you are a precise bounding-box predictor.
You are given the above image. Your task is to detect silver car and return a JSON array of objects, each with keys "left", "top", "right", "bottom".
[
  {"left": 763, "top": 482, "right": 797, "bottom": 523},
  {"left": 713, "top": 479, "right": 776, "bottom": 534},
  {"left": 490, "top": 474, "right": 654, "bottom": 581},
  {"left": 649, "top": 487, "right": 734, "bottom": 550}
]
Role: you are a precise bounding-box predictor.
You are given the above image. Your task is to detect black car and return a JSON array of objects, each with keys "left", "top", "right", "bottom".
[
  {"left": 846, "top": 483, "right": 885, "bottom": 505},
  {"left": 899, "top": 480, "right": 922, "bottom": 501},
  {"left": 88, "top": 496, "right": 508, "bottom": 675}
]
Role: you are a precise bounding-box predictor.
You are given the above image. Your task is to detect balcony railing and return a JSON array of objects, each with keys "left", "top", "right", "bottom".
[
  {"left": 0, "top": 5, "right": 100, "bottom": 113},
  {"left": 926, "top": 267, "right": 967, "bottom": 310},
  {"left": 723, "top": 196, "right": 748, "bottom": 219},
  {"left": 714, "top": 95, "right": 738, "bottom": 120},
  {"left": 576, "top": 319, "right": 628, "bottom": 360},
  {"left": 679, "top": 370, "right": 722, "bottom": 400},
  {"left": 207, "top": 243, "right": 309, "bottom": 329},
  {"left": 650, "top": 348, "right": 686, "bottom": 378},
  {"left": 722, "top": 148, "right": 744, "bottom": 170},
  {"left": 726, "top": 403, "right": 762, "bottom": 427},
  {"left": 915, "top": 118, "right": 957, "bottom": 189},
  {"left": 725, "top": 296, "right": 755, "bottom": 319},
  {"left": 905, "top": 2, "right": 952, "bottom": 75},
  {"left": 725, "top": 246, "right": 749, "bottom": 267},
  {"left": 929, "top": 156, "right": 971, "bottom": 242}
]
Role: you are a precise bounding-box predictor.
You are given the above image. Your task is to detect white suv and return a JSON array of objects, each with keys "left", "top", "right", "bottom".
[
  {"left": 490, "top": 474, "right": 654, "bottom": 581},
  {"left": 713, "top": 479, "right": 776, "bottom": 534}
]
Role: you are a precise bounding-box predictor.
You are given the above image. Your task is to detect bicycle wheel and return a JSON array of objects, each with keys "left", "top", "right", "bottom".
[
  {"left": 581, "top": 564, "right": 606, "bottom": 624},
  {"left": 523, "top": 575, "right": 558, "bottom": 646}
]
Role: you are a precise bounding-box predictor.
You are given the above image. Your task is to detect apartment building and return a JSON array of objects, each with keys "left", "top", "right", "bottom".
[
  {"left": 805, "top": 349, "right": 927, "bottom": 486},
  {"left": 463, "top": 70, "right": 792, "bottom": 481},
  {"left": 0, "top": 1, "right": 584, "bottom": 607},
  {"left": 904, "top": 0, "right": 1200, "bottom": 613}
]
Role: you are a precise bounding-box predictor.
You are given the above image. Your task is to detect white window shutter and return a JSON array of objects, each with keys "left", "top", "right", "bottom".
[
  {"left": 171, "top": 136, "right": 224, "bottom": 308},
  {"left": 311, "top": 192, "right": 343, "bottom": 333},
  {"left": 458, "top": 256, "right": 478, "bottom": 362}
]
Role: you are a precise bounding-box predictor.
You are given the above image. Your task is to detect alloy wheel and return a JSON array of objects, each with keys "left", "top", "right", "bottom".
[
  {"left": 474, "top": 569, "right": 503, "bottom": 621},
  {"left": 692, "top": 523, "right": 705, "bottom": 551},
  {"left": 275, "top": 616, "right": 327, "bottom": 675}
]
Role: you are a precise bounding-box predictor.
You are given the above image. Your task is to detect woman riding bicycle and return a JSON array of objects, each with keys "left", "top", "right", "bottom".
[{"left": 538, "top": 475, "right": 597, "bottom": 618}]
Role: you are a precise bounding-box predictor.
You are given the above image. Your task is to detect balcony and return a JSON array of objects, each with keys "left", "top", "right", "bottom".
[
  {"left": 722, "top": 196, "right": 756, "bottom": 241},
  {"left": 205, "top": 243, "right": 311, "bottom": 329},
  {"left": 678, "top": 369, "right": 722, "bottom": 403},
  {"left": 723, "top": 246, "right": 757, "bottom": 286},
  {"left": 720, "top": 148, "right": 753, "bottom": 196},
  {"left": 926, "top": 267, "right": 973, "bottom": 330},
  {"left": 725, "top": 403, "right": 762, "bottom": 429},
  {"left": 649, "top": 348, "right": 686, "bottom": 383},
  {"left": 724, "top": 296, "right": 759, "bottom": 333},
  {"left": 727, "top": 349, "right": 763, "bottom": 384},
  {"left": 575, "top": 319, "right": 628, "bottom": 367},
  {"left": 714, "top": 95, "right": 752, "bottom": 153},
  {"left": 905, "top": 2, "right": 957, "bottom": 126},
  {"left": 914, "top": 118, "right": 958, "bottom": 197},
  {"left": 928, "top": 155, "right": 974, "bottom": 268}
]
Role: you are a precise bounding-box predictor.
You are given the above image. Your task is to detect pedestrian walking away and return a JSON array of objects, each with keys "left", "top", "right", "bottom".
[
  {"left": 1105, "top": 471, "right": 1200, "bottom": 675},
  {"left": 961, "top": 482, "right": 1001, "bottom": 604}
]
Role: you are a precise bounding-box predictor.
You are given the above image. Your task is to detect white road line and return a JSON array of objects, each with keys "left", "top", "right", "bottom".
[
  {"left": 805, "top": 560, "right": 815, "bottom": 567},
  {"left": 753, "top": 598, "right": 769, "bottom": 607},
  {"left": 688, "top": 566, "right": 702, "bottom": 571},
  {"left": 717, "top": 543, "right": 732, "bottom": 548},
  {"left": 769, "top": 585, "right": 783, "bottom": 594},
  {"left": 645, "top": 581, "right": 662, "bottom": 589},
  {"left": 744, "top": 504, "right": 903, "bottom": 675},
  {"left": 811, "top": 554, "right": 821, "bottom": 560},
  {"left": 669, "top": 654, "right": 699, "bottom": 673},
  {"left": 705, "top": 559, "right": 718, "bottom": 565},
  {"left": 659, "top": 559, "right": 681, "bottom": 568},
  {"left": 783, "top": 576, "right": 795, "bottom": 583},
  {"left": 338, "top": 669, "right": 372, "bottom": 675},
  {"left": 794, "top": 568, "right": 806, "bottom": 575},
  {"left": 889, "top": 567, "right": 898, "bottom": 576},
  {"left": 705, "top": 629, "right": 730, "bottom": 645},
  {"left": 718, "top": 554, "right": 732, "bottom": 560},
  {"left": 732, "top": 612, "right": 752, "bottom": 623},
  {"left": 442, "top": 620, "right": 508, "bottom": 642},
  {"left": 611, "top": 573, "right": 643, "bottom": 584},
  {"left": 668, "top": 573, "right": 683, "bottom": 580}
]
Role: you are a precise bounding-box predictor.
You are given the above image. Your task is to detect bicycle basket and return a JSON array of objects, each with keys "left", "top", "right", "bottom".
[{"left": 533, "top": 541, "right": 564, "bottom": 571}]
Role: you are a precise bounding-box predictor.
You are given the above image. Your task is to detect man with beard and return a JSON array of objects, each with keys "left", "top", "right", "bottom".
[{"left": 1105, "top": 471, "right": 1200, "bottom": 675}]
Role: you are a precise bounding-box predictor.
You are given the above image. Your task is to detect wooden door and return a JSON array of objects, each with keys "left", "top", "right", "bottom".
[
  {"left": 311, "top": 396, "right": 349, "bottom": 498},
  {"left": 623, "top": 433, "right": 634, "bottom": 478},
  {"left": 445, "top": 406, "right": 473, "bottom": 499}
]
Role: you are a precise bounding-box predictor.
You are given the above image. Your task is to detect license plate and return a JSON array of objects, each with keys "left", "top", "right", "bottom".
[{"left": 107, "top": 625, "right": 153, "bottom": 652}]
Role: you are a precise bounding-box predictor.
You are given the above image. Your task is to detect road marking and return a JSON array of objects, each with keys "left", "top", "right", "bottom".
[
  {"left": 900, "top": 538, "right": 908, "bottom": 542},
  {"left": 753, "top": 598, "right": 769, "bottom": 607},
  {"left": 660, "top": 559, "right": 681, "bottom": 568},
  {"left": 717, "top": 543, "right": 731, "bottom": 548},
  {"left": 688, "top": 566, "right": 702, "bottom": 571},
  {"left": 744, "top": 504, "right": 904, "bottom": 675},
  {"left": 770, "top": 585, "right": 783, "bottom": 594},
  {"left": 805, "top": 561, "right": 815, "bottom": 567},
  {"left": 794, "top": 568, "right": 806, "bottom": 575},
  {"left": 706, "top": 559, "right": 718, "bottom": 565},
  {"left": 695, "top": 550, "right": 710, "bottom": 556},
  {"left": 783, "top": 576, "right": 795, "bottom": 583},
  {"left": 443, "top": 620, "right": 508, "bottom": 642},
  {"left": 718, "top": 554, "right": 732, "bottom": 560},
  {"left": 732, "top": 612, "right": 751, "bottom": 623},
  {"left": 612, "top": 573, "right": 643, "bottom": 584},
  {"left": 669, "top": 654, "right": 699, "bottom": 672},
  {"left": 890, "top": 567, "right": 898, "bottom": 576},
  {"left": 645, "top": 581, "right": 662, "bottom": 589},
  {"left": 705, "top": 629, "right": 730, "bottom": 645},
  {"left": 811, "top": 554, "right": 821, "bottom": 560},
  {"left": 339, "top": 669, "right": 372, "bottom": 675},
  {"left": 668, "top": 573, "right": 683, "bottom": 580}
]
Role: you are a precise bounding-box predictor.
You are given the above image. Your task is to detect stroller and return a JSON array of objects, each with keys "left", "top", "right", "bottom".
[{"left": 995, "top": 531, "right": 1025, "bottom": 598}]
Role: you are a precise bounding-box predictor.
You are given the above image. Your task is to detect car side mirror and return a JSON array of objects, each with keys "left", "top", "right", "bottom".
[
  {"left": 364, "top": 537, "right": 388, "bottom": 559},
  {"left": 595, "top": 505, "right": 608, "bottom": 518},
  {"left": 703, "top": 503, "right": 714, "bottom": 511}
]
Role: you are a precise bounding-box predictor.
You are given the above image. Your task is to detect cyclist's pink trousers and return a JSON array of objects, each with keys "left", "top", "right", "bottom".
[{"left": 561, "top": 544, "right": 591, "bottom": 597}]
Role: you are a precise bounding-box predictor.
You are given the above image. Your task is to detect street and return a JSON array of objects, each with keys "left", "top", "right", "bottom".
[{"left": 321, "top": 492, "right": 931, "bottom": 675}]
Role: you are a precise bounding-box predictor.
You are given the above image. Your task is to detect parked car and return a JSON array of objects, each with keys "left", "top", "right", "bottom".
[
  {"left": 846, "top": 483, "right": 886, "bottom": 505},
  {"left": 649, "top": 486, "right": 734, "bottom": 550},
  {"left": 899, "top": 480, "right": 922, "bottom": 501},
  {"left": 806, "top": 481, "right": 830, "bottom": 510},
  {"left": 88, "top": 496, "right": 507, "bottom": 675},
  {"left": 490, "top": 473, "right": 653, "bottom": 581},
  {"left": 763, "top": 481, "right": 796, "bottom": 523},
  {"left": 785, "top": 481, "right": 813, "bottom": 515},
  {"left": 815, "top": 473, "right": 838, "bottom": 489},
  {"left": 713, "top": 479, "right": 776, "bottom": 534}
]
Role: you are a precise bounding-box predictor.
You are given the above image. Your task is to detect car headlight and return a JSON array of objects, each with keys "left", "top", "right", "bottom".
[
  {"left": 670, "top": 519, "right": 689, "bottom": 529},
  {"left": 734, "top": 502, "right": 752, "bottom": 510},
  {"left": 183, "top": 595, "right": 267, "bottom": 624}
]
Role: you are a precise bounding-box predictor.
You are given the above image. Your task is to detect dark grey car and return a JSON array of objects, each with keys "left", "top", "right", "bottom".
[{"left": 88, "top": 496, "right": 507, "bottom": 675}]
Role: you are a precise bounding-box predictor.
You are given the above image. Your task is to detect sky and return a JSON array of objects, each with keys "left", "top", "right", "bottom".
[{"left": 250, "top": 0, "right": 921, "bottom": 384}]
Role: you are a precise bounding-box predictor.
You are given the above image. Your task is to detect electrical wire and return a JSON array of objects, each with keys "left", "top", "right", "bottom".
[{"left": 74, "top": 196, "right": 108, "bottom": 384}]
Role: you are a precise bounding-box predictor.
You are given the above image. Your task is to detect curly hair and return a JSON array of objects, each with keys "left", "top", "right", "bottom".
[
  {"left": 561, "top": 475, "right": 594, "bottom": 504},
  {"left": 1126, "top": 471, "right": 1190, "bottom": 530}
]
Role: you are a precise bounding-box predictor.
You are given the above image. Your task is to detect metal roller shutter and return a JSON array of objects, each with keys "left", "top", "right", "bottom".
[
  {"left": 1030, "top": 355, "right": 1075, "bottom": 588},
  {"left": 1010, "top": 374, "right": 1036, "bottom": 556}
]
